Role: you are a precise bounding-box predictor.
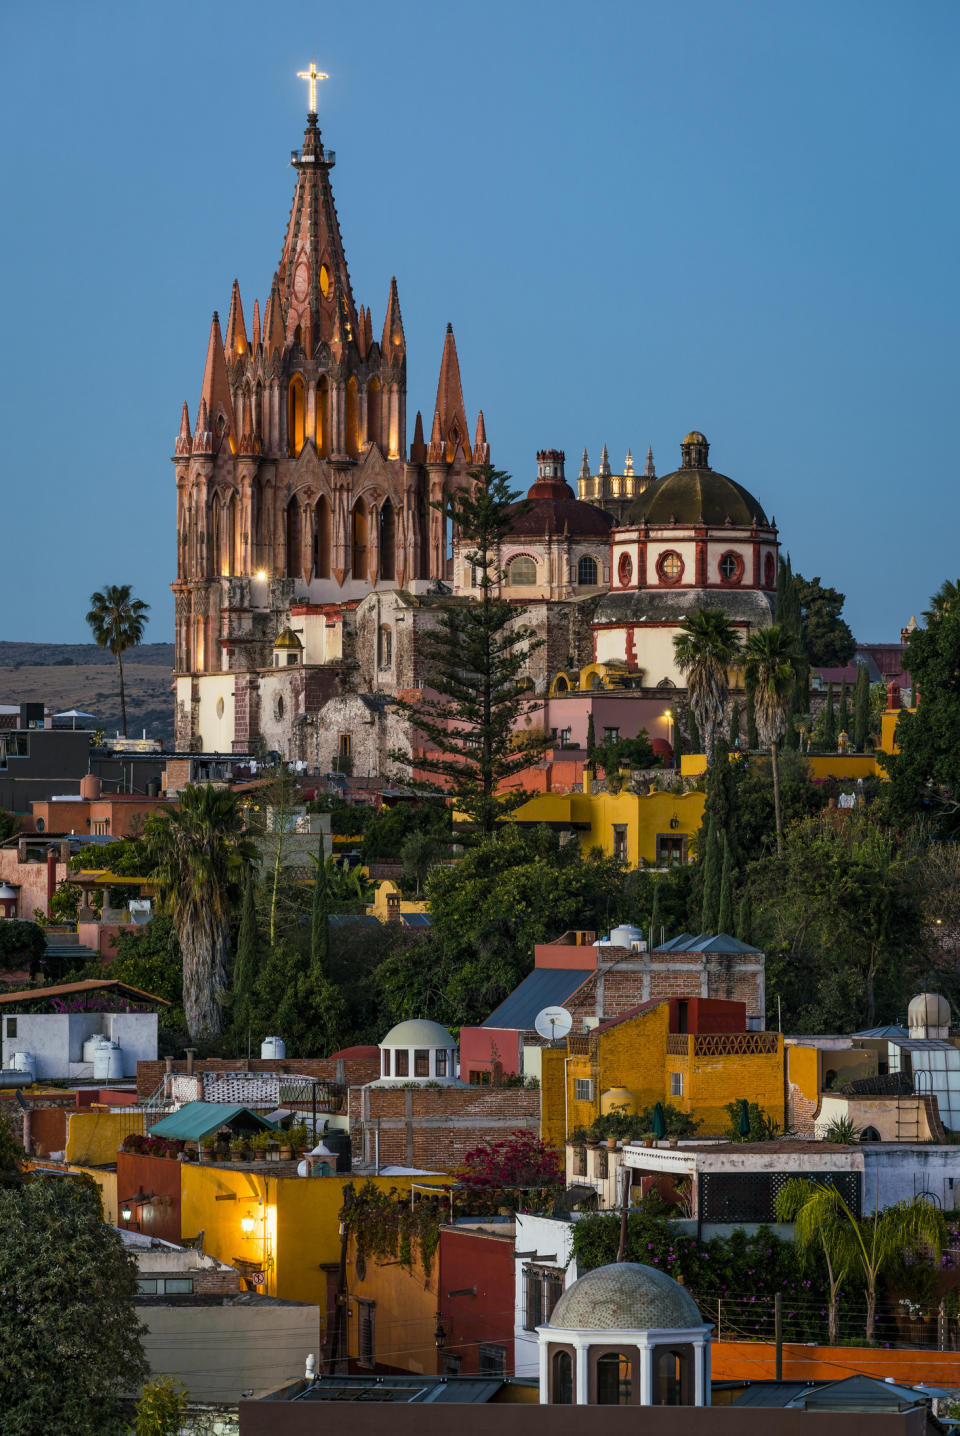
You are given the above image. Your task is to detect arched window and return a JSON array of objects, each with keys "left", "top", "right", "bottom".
[
  {"left": 596, "top": 1352, "right": 632, "bottom": 1405},
  {"left": 286, "top": 498, "right": 302, "bottom": 578},
  {"left": 316, "top": 377, "right": 329, "bottom": 458},
  {"left": 654, "top": 1349, "right": 685, "bottom": 1406},
  {"left": 656, "top": 550, "right": 684, "bottom": 585},
  {"left": 860, "top": 1126, "right": 881, "bottom": 1142},
  {"left": 618, "top": 552, "right": 633, "bottom": 586},
  {"left": 508, "top": 555, "right": 537, "bottom": 586},
  {"left": 228, "top": 493, "right": 239, "bottom": 576},
  {"left": 416, "top": 490, "right": 429, "bottom": 579},
  {"left": 552, "top": 1351, "right": 573, "bottom": 1405},
  {"left": 367, "top": 377, "right": 382, "bottom": 448},
  {"left": 314, "top": 496, "right": 330, "bottom": 579},
  {"left": 211, "top": 499, "right": 222, "bottom": 576},
  {"left": 379, "top": 500, "right": 396, "bottom": 581},
  {"left": 764, "top": 552, "right": 776, "bottom": 589},
  {"left": 352, "top": 501, "right": 368, "bottom": 579},
  {"left": 345, "top": 377, "right": 360, "bottom": 457},
  {"left": 288, "top": 375, "right": 306, "bottom": 456},
  {"left": 578, "top": 555, "right": 599, "bottom": 586},
  {"left": 378, "top": 625, "right": 392, "bottom": 668}
]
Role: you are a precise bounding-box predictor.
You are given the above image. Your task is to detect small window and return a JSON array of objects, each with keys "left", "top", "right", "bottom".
[
  {"left": 478, "top": 1342, "right": 507, "bottom": 1377},
  {"left": 338, "top": 734, "right": 351, "bottom": 759},
  {"left": 559, "top": 727, "right": 572, "bottom": 746},
  {"left": 596, "top": 1146, "right": 608, "bottom": 1179},
  {"left": 378, "top": 625, "right": 393, "bottom": 668},
  {"left": 442, "top": 1352, "right": 462, "bottom": 1376},
  {"left": 656, "top": 834, "right": 686, "bottom": 867},
  {"left": 574, "top": 1078, "right": 594, "bottom": 1101},
  {"left": 657, "top": 550, "right": 684, "bottom": 584},
  {"left": 414, "top": 1049, "right": 430, "bottom": 1077},
  {"left": 6, "top": 1018, "right": 16, "bottom": 1037},
  {"left": 357, "top": 1299, "right": 376, "bottom": 1367},
  {"left": 577, "top": 555, "right": 599, "bottom": 586},
  {"left": 719, "top": 551, "right": 743, "bottom": 584},
  {"left": 435, "top": 1050, "right": 447, "bottom": 1078},
  {"left": 394, "top": 1050, "right": 408, "bottom": 1077},
  {"left": 162, "top": 1277, "right": 193, "bottom": 1293},
  {"left": 618, "top": 552, "right": 633, "bottom": 585},
  {"left": 469, "top": 1069, "right": 491, "bottom": 1086},
  {"left": 574, "top": 1146, "right": 587, "bottom": 1176},
  {"left": 604, "top": 727, "right": 620, "bottom": 741},
  {"left": 552, "top": 1349, "right": 574, "bottom": 1404},
  {"left": 136, "top": 1279, "right": 158, "bottom": 1294},
  {"left": 670, "top": 1071, "right": 683, "bottom": 1097},
  {"left": 613, "top": 825, "right": 628, "bottom": 861},
  {"left": 525, "top": 1267, "right": 564, "bottom": 1331},
  {"left": 382, "top": 1049, "right": 391, "bottom": 1077},
  {"left": 508, "top": 555, "right": 537, "bottom": 586}
]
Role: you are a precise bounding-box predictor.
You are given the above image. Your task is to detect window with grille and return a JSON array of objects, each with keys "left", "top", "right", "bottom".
[
  {"left": 574, "top": 1146, "right": 587, "bottom": 1177},
  {"left": 574, "top": 1079, "right": 594, "bottom": 1101},
  {"left": 613, "top": 825, "right": 628, "bottom": 861},
  {"left": 508, "top": 555, "right": 537, "bottom": 586},
  {"left": 577, "top": 555, "right": 599, "bottom": 586},
  {"left": 524, "top": 1267, "right": 564, "bottom": 1330},
  {"left": 414, "top": 1049, "right": 430, "bottom": 1077},
  {"left": 394, "top": 1050, "right": 408, "bottom": 1077},
  {"left": 442, "top": 1352, "right": 462, "bottom": 1376},
  {"left": 670, "top": 1071, "right": 683, "bottom": 1097},
  {"left": 435, "top": 1050, "right": 447, "bottom": 1078},
  {"left": 596, "top": 1146, "right": 608, "bottom": 1179},
  {"left": 357, "top": 1299, "right": 376, "bottom": 1367},
  {"left": 700, "top": 1169, "right": 860, "bottom": 1225},
  {"left": 469, "top": 1069, "right": 491, "bottom": 1085},
  {"left": 478, "top": 1342, "right": 507, "bottom": 1376}
]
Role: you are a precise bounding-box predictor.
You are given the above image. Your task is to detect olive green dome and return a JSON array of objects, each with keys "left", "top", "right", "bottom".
[
  {"left": 547, "top": 1262, "right": 704, "bottom": 1332},
  {"left": 273, "top": 627, "right": 303, "bottom": 649},
  {"left": 626, "top": 467, "right": 768, "bottom": 528}
]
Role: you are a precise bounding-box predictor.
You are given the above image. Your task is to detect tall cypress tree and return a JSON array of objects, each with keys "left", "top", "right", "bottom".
[
  {"left": 232, "top": 867, "right": 258, "bottom": 1049},
  {"left": 737, "top": 890, "right": 753, "bottom": 944},
  {"left": 390, "top": 466, "right": 545, "bottom": 833},
  {"left": 718, "top": 834, "right": 734, "bottom": 934},
  {"left": 311, "top": 845, "right": 329, "bottom": 970},
  {"left": 649, "top": 878, "right": 662, "bottom": 950},
  {"left": 700, "top": 817, "right": 721, "bottom": 932},
  {"left": 746, "top": 678, "right": 759, "bottom": 749},
  {"left": 776, "top": 556, "right": 807, "bottom": 750},
  {"left": 822, "top": 682, "right": 837, "bottom": 749},
  {"left": 853, "top": 662, "right": 871, "bottom": 751},
  {"left": 586, "top": 712, "right": 597, "bottom": 762},
  {"left": 837, "top": 677, "right": 851, "bottom": 738},
  {"left": 728, "top": 701, "right": 741, "bottom": 750}
]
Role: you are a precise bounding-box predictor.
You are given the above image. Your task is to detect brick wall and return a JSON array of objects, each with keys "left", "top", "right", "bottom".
[
  {"left": 562, "top": 946, "right": 764, "bottom": 1023},
  {"left": 350, "top": 1084, "right": 540, "bottom": 1170},
  {"left": 2, "top": 1091, "right": 76, "bottom": 1153},
  {"left": 136, "top": 1053, "right": 380, "bottom": 1101}
]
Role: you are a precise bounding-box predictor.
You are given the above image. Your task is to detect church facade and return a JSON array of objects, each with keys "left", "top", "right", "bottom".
[{"left": 172, "top": 106, "right": 488, "bottom": 752}]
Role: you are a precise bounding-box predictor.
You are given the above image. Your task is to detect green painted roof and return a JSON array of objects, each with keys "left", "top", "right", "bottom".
[{"left": 148, "top": 1102, "right": 276, "bottom": 1141}]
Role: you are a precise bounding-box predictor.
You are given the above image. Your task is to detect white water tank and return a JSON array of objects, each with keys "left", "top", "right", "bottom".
[
  {"left": 261, "top": 1036, "right": 286, "bottom": 1060},
  {"left": 11, "top": 1051, "right": 35, "bottom": 1083},
  {"left": 93, "top": 1039, "right": 122, "bottom": 1081},
  {"left": 82, "top": 1035, "right": 103, "bottom": 1065},
  {"left": 609, "top": 923, "right": 646, "bottom": 951}
]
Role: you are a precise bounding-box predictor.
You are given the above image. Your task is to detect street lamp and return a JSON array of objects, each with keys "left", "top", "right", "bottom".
[{"left": 662, "top": 709, "right": 674, "bottom": 767}]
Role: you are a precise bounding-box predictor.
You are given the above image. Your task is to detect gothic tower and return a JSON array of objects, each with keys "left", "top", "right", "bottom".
[{"left": 172, "top": 95, "right": 489, "bottom": 751}]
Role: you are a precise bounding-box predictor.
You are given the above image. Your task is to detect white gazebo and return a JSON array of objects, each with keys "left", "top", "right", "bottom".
[
  {"left": 538, "top": 1261, "right": 713, "bottom": 1407},
  {"left": 378, "top": 1018, "right": 457, "bottom": 1084}
]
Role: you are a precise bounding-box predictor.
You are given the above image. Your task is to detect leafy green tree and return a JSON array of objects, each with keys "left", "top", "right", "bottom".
[
  {"left": 146, "top": 784, "right": 256, "bottom": 1038},
  {"left": 107, "top": 915, "right": 183, "bottom": 1020},
  {"left": 390, "top": 465, "right": 545, "bottom": 833},
  {"left": 745, "top": 679, "right": 758, "bottom": 749},
  {"left": 0, "top": 1111, "right": 25, "bottom": 1185},
  {"left": 400, "top": 828, "right": 443, "bottom": 896},
  {"left": 360, "top": 800, "right": 450, "bottom": 863},
  {"left": 881, "top": 581, "right": 960, "bottom": 834},
  {"left": 744, "top": 625, "right": 802, "bottom": 858},
  {"left": 777, "top": 556, "right": 808, "bottom": 750},
  {"left": 232, "top": 868, "right": 259, "bottom": 1048},
  {"left": 736, "top": 889, "right": 752, "bottom": 944},
  {"left": 593, "top": 729, "right": 657, "bottom": 778},
  {"left": 853, "top": 662, "right": 871, "bottom": 751},
  {"left": 774, "top": 1177, "right": 851, "bottom": 1345},
  {"left": 85, "top": 583, "right": 150, "bottom": 736},
  {"left": 820, "top": 682, "right": 837, "bottom": 749},
  {"left": 734, "top": 749, "right": 818, "bottom": 862},
  {"left": 672, "top": 606, "right": 743, "bottom": 764},
  {"left": 69, "top": 835, "right": 153, "bottom": 877},
  {"left": 0, "top": 805, "right": 19, "bottom": 842},
  {"left": 723, "top": 1099, "right": 781, "bottom": 1140},
  {"left": 0, "top": 1177, "right": 148, "bottom": 1433},
  {"left": 254, "top": 938, "right": 345, "bottom": 1056},
  {"left": 775, "top": 1179, "right": 945, "bottom": 1344},
  {"left": 310, "top": 844, "right": 330, "bottom": 967},
  {"left": 718, "top": 833, "right": 734, "bottom": 933},
  {"left": 794, "top": 573, "right": 856, "bottom": 668},
  {"left": 134, "top": 1377, "right": 188, "bottom": 1436},
  {"left": 0, "top": 919, "right": 46, "bottom": 974},
  {"left": 700, "top": 817, "right": 721, "bottom": 932}
]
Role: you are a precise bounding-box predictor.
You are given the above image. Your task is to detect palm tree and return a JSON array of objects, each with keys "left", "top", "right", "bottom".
[
  {"left": 85, "top": 584, "right": 150, "bottom": 737},
  {"left": 775, "top": 1177, "right": 851, "bottom": 1346},
  {"left": 672, "top": 607, "right": 743, "bottom": 765},
  {"left": 776, "top": 1178, "right": 945, "bottom": 1344},
  {"left": 146, "top": 784, "right": 256, "bottom": 1039},
  {"left": 743, "top": 625, "right": 802, "bottom": 857}
]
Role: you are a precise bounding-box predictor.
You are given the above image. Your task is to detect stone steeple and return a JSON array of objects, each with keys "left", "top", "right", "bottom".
[
  {"left": 278, "top": 114, "right": 357, "bottom": 351},
  {"left": 430, "top": 324, "right": 471, "bottom": 464}
]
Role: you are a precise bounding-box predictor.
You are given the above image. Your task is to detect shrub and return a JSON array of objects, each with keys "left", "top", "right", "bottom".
[{"left": 0, "top": 920, "right": 46, "bottom": 970}]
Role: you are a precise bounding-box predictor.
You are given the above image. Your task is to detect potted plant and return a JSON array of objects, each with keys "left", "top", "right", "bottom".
[
  {"left": 200, "top": 1134, "right": 218, "bottom": 1162},
  {"left": 288, "top": 1122, "right": 309, "bottom": 1156},
  {"left": 278, "top": 1131, "right": 294, "bottom": 1161},
  {"left": 250, "top": 1131, "right": 270, "bottom": 1163}
]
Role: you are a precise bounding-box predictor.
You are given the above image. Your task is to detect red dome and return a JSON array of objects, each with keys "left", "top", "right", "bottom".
[{"left": 507, "top": 477, "right": 613, "bottom": 539}]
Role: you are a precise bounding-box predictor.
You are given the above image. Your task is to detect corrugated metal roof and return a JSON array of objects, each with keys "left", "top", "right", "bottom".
[
  {"left": 482, "top": 967, "right": 592, "bottom": 1030},
  {"left": 656, "top": 932, "right": 762, "bottom": 956},
  {"left": 0, "top": 978, "right": 170, "bottom": 1007},
  {"left": 148, "top": 1102, "right": 276, "bottom": 1141},
  {"left": 401, "top": 913, "right": 432, "bottom": 928},
  {"left": 733, "top": 1383, "right": 824, "bottom": 1408}
]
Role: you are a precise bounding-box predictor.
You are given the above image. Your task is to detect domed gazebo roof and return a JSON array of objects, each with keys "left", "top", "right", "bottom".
[
  {"left": 548, "top": 1262, "right": 703, "bottom": 1332},
  {"left": 626, "top": 432, "right": 769, "bottom": 529},
  {"left": 273, "top": 627, "right": 303, "bottom": 649},
  {"left": 381, "top": 1018, "right": 455, "bottom": 1048}
]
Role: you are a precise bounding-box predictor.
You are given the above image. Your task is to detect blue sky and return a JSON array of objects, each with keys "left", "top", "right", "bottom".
[{"left": 0, "top": 0, "right": 956, "bottom": 644}]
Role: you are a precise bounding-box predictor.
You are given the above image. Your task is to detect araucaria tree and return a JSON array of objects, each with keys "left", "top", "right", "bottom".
[
  {"left": 744, "top": 626, "right": 801, "bottom": 858},
  {"left": 0, "top": 1176, "right": 148, "bottom": 1434},
  {"left": 673, "top": 606, "right": 742, "bottom": 765},
  {"left": 147, "top": 783, "right": 255, "bottom": 1038},
  {"left": 85, "top": 583, "right": 150, "bottom": 737},
  {"left": 391, "top": 466, "right": 545, "bottom": 834}
]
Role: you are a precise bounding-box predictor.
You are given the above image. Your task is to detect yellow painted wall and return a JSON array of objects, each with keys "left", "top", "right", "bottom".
[
  {"left": 786, "top": 1044, "right": 820, "bottom": 1106},
  {"left": 367, "top": 881, "right": 429, "bottom": 922},
  {"left": 345, "top": 1242, "right": 438, "bottom": 1374},
  {"left": 540, "top": 1047, "right": 569, "bottom": 1151},
  {"left": 65, "top": 1109, "right": 144, "bottom": 1166},
  {"left": 682, "top": 752, "right": 880, "bottom": 781},
  {"left": 671, "top": 1037, "right": 785, "bottom": 1134},
  {"left": 514, "top": 789, "right": 705, "bottom": 866},
  {"left": 67, "top": 1163, "right": 118, "bottom": 1224},
  {"left": 180, "top": 1166, "right": 433, "bottom": 1311}
]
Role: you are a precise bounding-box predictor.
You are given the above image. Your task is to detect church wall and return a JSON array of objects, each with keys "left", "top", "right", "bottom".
[
  {"left": 303, "top": 694, "right": 410, "bottom": 777},
  {"left": 195, "top": 675, "right": 236, "bottom": 753},
  {"left": 593, "top": 624, "right": 682, "bottom": 686}
]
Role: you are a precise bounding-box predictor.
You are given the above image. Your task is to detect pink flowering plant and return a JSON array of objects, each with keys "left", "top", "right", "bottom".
[{"left": 457, "top": 1130, "right": 563, "bottom": 1215}]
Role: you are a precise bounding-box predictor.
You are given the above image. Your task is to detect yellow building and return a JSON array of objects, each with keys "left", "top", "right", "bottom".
[
  {"left": 366, "top": 879, "right": 430, "bottom": 924},
  {"left": 542, "top": 998, "right": 784, "bottom": 1145},
  {"left": 513, "top": 785, "right": 705, "bottom": 867}
]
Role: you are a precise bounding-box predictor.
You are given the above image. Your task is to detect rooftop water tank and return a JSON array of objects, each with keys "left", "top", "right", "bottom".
[
  {"left": 908, "top": 992, "right": 951, "bottom": 1039},
  {"left": 261, "top": 1036, "right": 286, "bottom": 1060},
  {"left": 93, "top": 1039, "right": 121, "bottom": 1081},
  {"left": 10, "top": 1050, "right": 35, "bottom": 1083},
  {"left": 608, "top": 923, "right": 646, "bottom": 951},
  {"left": 601, "top": 1086, "right": 637, "bottom": 1116},
  {"left": 82, "top": 1035, "right": 104, "bottom": 1066}
]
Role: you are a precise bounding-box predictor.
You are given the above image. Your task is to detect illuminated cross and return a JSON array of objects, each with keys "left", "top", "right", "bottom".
[{"left": 297, "top": 58, "right": 328, "bottom": 115}]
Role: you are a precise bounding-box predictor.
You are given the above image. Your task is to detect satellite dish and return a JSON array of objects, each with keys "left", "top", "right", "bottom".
[{"left": 534, "top": 1006, "right": 573, "bottom": 1042}]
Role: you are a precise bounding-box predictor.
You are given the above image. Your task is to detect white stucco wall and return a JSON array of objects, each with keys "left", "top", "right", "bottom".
[
  {"left": 195, "top": 674, "right": 236, "bottom": 754},
  {"left": 513, "top": 1213, "right": 579, "bottom": 1378},
  {"left": 1, "top": 1011, "right": 157, "bottom": 1079}
]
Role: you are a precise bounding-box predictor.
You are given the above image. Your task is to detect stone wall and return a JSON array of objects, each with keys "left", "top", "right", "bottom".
[{"left": 136, "top": 1053, "right": 380, "bottom": 1101}]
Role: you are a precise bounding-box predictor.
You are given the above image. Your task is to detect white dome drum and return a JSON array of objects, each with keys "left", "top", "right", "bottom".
[{"left": 379, "top": 1018, "right": 457, "bottom": 1084}]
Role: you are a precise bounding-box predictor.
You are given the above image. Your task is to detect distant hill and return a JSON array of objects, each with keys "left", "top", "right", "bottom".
[{"left": 0, "top": 641, "right": 175, "bottom": 742}]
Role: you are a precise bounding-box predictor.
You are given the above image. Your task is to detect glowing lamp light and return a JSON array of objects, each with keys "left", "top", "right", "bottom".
[
  {"left": 241, "top": 1216, "right": 256, "bottom": 1235},
  {"left": 255, "top": 569, "right": 268, "bottom": 581},
  {"left": 121, "top": 1203, "right": 133, "bottom": 1223}
]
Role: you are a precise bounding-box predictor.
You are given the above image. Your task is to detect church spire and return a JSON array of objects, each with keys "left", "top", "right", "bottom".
[
  {"left": 175, "top": 401, "right": 192, "bottom": 456},
  {"left": 427, "top": 408, "right": 445, "bottom": 464},
  {"left": 263, "top": 273, "right": 285, "bottom": 356},
  {"left": 381, "top": 276, "right": 406, "bottom": 358},
  {"left": 410, "top": 410, "right": 427, "bottom": 464},
  {"left": 198, "top": 311, "right": 235, "bottom": 447},
  {"left": 624, "top": 448, "right": 634, "bottom": 477},
  {"left": 579, "top": 447, "right": 591, "bottom": 481},
  {"left": 225, "top": 279, "right": 248, "bottom": 358},
  {"left": 432, "top": 323, "right": 470, "bottom": 463},
  {"left": 473, "top": 411, "right": 489, "bottom": 465},
  {"left": 251, "top": 299, "right": 261, "bottom": 351},
  {"left": 598, "top": 443, "right": 611, "bottom": 477},
  {"left": 643, "top": 445, "right": 656, "bottom": 479}
]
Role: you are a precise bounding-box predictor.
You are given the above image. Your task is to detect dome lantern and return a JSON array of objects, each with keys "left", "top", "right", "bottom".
[
  {"left": 538, "top": 1261, "right": 713, "bottom": 1407},
  {"left": 379, "top": 1018, "right": 457, "bottom": 1084},
  {"left": 908, "top": 992, "right": 951, "bottom": 1040},
  {"left": 680, "top": 431, "right": 709, "bottom": 469}
]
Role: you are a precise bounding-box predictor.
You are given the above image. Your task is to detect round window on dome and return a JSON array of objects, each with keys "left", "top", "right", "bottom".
[
  {"left": 618, "top": 552, "right": 633, "bottom": 586},
  {"left": 656, "top": 550, "right": 684, "bottom": 585},
  {"left": 718, "top": 551, "right": 744, "bottom": 585}
]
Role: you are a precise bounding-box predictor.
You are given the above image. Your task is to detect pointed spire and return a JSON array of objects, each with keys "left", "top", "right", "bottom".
[
  {"left": 175, "top": 401, "right": 192, "bottom": 456},
  {"left": 579, "top": 447, "right": 591, "bottom": 481},
  {"left": 427, "top": 408, "right": 445, "bottom": 465},
  {"left": 193, "top": 397, "right": 213, "bottom": 455},
  {"left": 239, "top": 392, "right": 257, "bottom": 455},
  {"left": 644, "top": 445, "right": 656, "bottom": 479},
  {"left": 357, "top": 305, "right": 367, "bottom": 358},
  {"left": 433, "top": 323, "right": 471, "bottom": 463},
  {"left": 264, "top": 274, "right": 285, "bottom": 356},
  {"left": 279, "top": 127, "right": 359, "bottom": 349},
  {"left": 252, "top": 299, "right": 261, "bottom": 351},
  {"left": 624, "top": 448, "right": 635, "bottom": 477},
  {"left": 199, "top": 312, "right": 235, "bottom": 445},
  {"left": 225, "top": 280, "right": 248, "bottom": 358},
  {"left": 410, "top": 410, "right": 427, "bottom": 464},
  {"left": 599, "top": 443, "right": 611, "bottom": 477},
  {"left": 473, "top": 411, "right": 490, "bottom": 465},
  {"left": 381, "top": 276, "right": 405, "bottom": 357},
  {"left": 364, "top": 305, "right": 374, "bottom": 355}
]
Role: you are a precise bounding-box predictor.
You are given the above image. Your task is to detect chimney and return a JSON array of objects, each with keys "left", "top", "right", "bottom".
[{"left": 184, "top": 1048, "right": 195, "bottom": 1075}]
